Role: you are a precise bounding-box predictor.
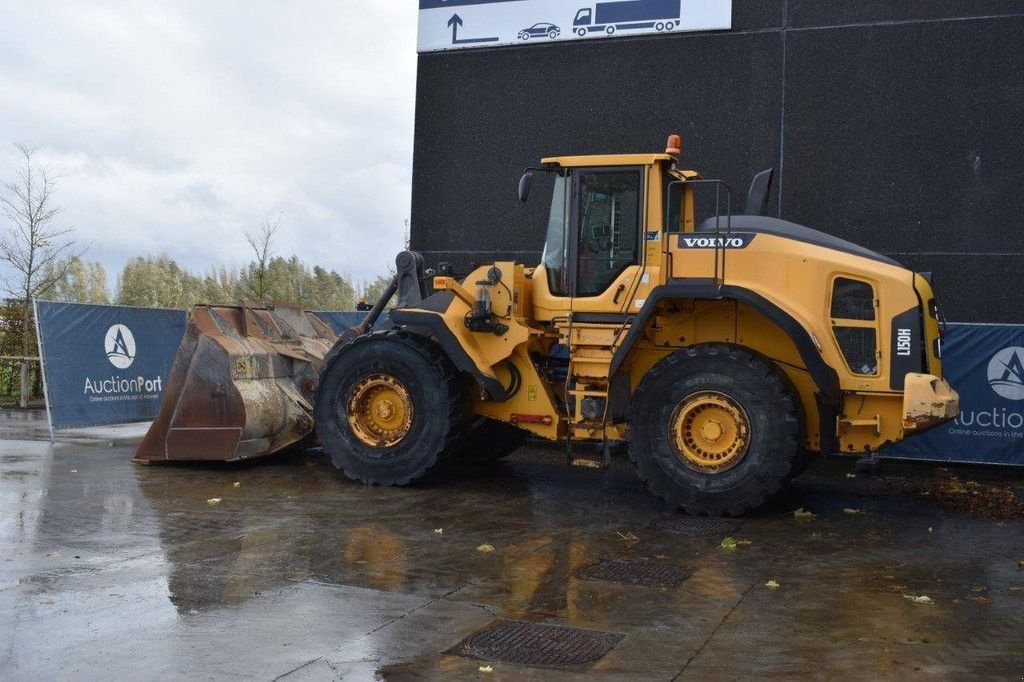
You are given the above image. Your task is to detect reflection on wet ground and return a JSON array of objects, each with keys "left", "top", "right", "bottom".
[{"left": 1, "top": 432, "right": 1023, "bottom": 680}]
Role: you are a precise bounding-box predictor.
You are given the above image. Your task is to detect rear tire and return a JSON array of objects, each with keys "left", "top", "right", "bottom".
[
  {"left": 314, "top": 331, "right": 462, "bottom": 486},
  {"left": 628, "top": 344, "right": 802, "bottom": 516}
]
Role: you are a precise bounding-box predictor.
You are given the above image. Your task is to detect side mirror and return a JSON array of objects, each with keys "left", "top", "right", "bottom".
[{"left": 518, "top": 171, "right": 534, "bottom": 202}]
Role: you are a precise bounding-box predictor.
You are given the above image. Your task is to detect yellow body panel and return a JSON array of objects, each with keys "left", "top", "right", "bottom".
[{"left": 542, "top": 153, "right": 674, "bottom": 167}]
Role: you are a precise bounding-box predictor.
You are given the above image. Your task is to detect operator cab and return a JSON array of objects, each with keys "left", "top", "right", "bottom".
[{"left": 519, "top": 150, "right": 676, "bottom": 318}]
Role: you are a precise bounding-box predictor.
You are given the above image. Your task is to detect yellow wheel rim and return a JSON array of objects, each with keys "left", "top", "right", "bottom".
[
  {"left": 670, "top": 391, "right": 750, "bottom": 473},
  {"left": 346, "top": 373, "right": 413, "bottom": 448}
]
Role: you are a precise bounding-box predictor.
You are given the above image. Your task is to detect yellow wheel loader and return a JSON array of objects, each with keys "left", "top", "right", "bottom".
[{"left": 137, "top": 135, "right": 958, "bottom": 515}]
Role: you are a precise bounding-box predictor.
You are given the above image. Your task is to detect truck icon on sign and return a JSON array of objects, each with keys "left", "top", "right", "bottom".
[{"left": 573, "top": 0, "right": 681, "bottom": 36}]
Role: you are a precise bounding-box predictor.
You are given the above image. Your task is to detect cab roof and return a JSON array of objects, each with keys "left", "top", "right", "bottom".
[{"left": 540, "top": 153, "right": 675, "bottom": 167}]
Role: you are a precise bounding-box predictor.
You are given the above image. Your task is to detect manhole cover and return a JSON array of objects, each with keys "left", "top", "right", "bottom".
[
  {"left": 580, "top": 558, "right": 691, "bottom": 587},
  {"left": 447, "top": 619, "right": 623, "bottom": 670},
  {"left": 653, "top": 516, "right": 737, "bottom": 536}
]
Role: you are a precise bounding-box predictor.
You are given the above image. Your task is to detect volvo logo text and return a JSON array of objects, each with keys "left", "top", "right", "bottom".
[{"left": 680, "top": 237, "right": 746, "bottom": 248}]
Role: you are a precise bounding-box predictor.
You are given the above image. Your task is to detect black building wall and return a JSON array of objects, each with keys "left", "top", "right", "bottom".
[{"left": 411, "top": 1, "right": 1024, "bottom": 322}]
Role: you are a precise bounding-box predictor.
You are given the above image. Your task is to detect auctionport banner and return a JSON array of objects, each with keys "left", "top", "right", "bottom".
[
  {"left": 35, "top": 301, "right": 187, "bottom": 429},
  {"left": 417, "top": 0, "right": 732, "bottom": 53},
  {"left": 882, "top": 323, "right": 1024, "bottom": 465}
]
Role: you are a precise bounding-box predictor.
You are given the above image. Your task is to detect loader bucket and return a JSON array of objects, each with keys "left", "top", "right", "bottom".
[{"left": 134, "top": 302, "right": 338, "bottom": 463}]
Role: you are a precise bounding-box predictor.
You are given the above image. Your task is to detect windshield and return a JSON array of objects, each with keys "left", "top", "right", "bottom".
[{"left": 541, "top": 173, "right": 570, "bottom": 296}]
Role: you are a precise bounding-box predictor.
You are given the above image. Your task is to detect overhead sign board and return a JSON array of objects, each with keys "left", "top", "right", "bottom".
[{"left": 417, "top": 0, "right": 732, "bottom": 53}]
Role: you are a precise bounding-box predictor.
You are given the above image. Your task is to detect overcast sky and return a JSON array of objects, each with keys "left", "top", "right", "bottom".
[{"left": 0, "top": 2, "right": 418, "bottom": 289}]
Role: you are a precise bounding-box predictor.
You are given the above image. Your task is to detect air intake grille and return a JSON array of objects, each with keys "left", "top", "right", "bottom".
[
  {"left": 831, "top": 278, "right": 875, "bottom": 320},
  {"left": 834, "top": 326, "right": 878, "bottom": 375}
]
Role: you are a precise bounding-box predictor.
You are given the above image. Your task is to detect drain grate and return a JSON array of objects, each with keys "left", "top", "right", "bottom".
[
  {"left": 653, "top": 516, "right": 737, "bottom": 536},
  {"left": 447, "top": 619, "right": 623, "bottom": 670},
  {"left": 580, "top": 558, "right": 691, "bottom": 588}
]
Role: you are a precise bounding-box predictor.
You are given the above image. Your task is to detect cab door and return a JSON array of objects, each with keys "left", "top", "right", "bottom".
[
  {"left": 569, "top": 167, "right": 645, "bottom": 314},
  {"left": 532, "top": 165, "right": 649, "bottom": 320}
]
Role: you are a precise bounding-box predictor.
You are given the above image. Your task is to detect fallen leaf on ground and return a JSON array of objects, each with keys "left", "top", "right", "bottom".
[
  {"left": 434, "top": 528, "right": 443, "bottom": 535},
  {"left": 476, "top": 544, "right": 495, "bottom": 553},
  {"left": 46, "top": 551, "right": 60, "bottom": 559},
  {"left": 765, "top": 579, "right": 780, "bottom": 589},
  {"left": 887, "top": 584, "right": 907, "bottom": 592},
  {"left": 233, "top": 482, "right": 240, "bottom": 488},
  {"left": 1018, "top": 560, "right": 1024, "bottom": 570},
  {"left": 888, "top": 478, "right": 1024, "bottom": 520},
  {"left": 478, "top": 665, "right": 493, "bottom": 673},
  {"left": 207, "top": 498, "right": 222, "bottom": 505},
  {"left": 792, "top": 508, "right": 816, "bottom": 519},
  {"left": 617, "top": 531, "right": 640, "bottom": 544},
  {"left": 843, "top": 508, "right": 866, "bottom": 515},
  {"left": 720, "top": 537, "right": 752, "bottom": 550},
  {"left": 971, "top": 595, "right": 992, "bottom": 604},
  {"left": 903, "top": 594, "right": 934, "bottom": 605},
  {"left": 1008, "top": 586, "right": 1023, "bottom": 595}
]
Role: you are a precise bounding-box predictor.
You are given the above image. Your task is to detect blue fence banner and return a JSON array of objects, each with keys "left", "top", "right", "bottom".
[
  {"left": 882, "top": 323, "right": 1024, "bottom": 465},
  {"left": 35, "top": 301, "right": 188, "bottom": 429}
]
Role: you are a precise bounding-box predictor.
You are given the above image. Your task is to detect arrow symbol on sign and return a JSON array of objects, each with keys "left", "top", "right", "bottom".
[
  {"left": 447, "top": 13, "right": 463, "bottom": 42},
  {"left": 447, "top": 13, "right": 499, "bottom": 45}
]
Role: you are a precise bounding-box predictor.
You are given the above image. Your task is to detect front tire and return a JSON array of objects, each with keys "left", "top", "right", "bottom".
[
  {"left": 314, "top": 332, "right": 462, "bottom": 486},
  {"left": 628, "top": 344, "right": 802, "bottom": 516}
]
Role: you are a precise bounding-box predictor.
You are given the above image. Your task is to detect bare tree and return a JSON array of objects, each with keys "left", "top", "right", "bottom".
[
  {"left": 0, "top": 143, "right": 81, "bottom": 407},
  {"left": 244, "top": 212, "right": 281, "bottom": 299}
]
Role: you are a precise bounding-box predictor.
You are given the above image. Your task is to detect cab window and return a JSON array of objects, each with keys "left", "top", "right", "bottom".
[
  {"left": 542, "top": 174, "right": 571, "bottom": 296},
  {"left": 576, "top": 170, "right": 640, "bottom": 296}
]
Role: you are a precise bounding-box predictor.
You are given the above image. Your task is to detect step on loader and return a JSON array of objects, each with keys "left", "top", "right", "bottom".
[{"left": 138, "top": 135, "right": 958, "bottom": 515}]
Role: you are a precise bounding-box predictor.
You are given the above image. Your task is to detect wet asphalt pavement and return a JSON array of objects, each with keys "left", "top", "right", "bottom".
[{"left": 1, "top": 410, "right": 1023, "bottom": 680}]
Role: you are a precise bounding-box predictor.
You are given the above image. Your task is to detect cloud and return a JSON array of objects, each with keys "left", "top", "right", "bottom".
[{"left": 0, "top": 1, "right": 418, "bottom": 288}]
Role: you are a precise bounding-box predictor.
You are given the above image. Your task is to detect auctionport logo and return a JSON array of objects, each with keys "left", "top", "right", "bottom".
[
  {"left": 987, "top": 346, "right": 1024, "bottom": 401},
  {"left": 84, "top": 322, "right": 163, "bottom": 402},
  {"left": 105, "top": 324, "right": 136, "bottom": 369}
]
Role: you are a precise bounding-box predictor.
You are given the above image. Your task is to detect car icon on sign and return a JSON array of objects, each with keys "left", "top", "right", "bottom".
[{"left": 518, "top": 22, "right": 561, "bottom": 40}]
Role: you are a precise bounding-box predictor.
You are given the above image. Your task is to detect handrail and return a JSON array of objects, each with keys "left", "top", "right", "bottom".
[{"left": 665, "top": 178, "right": 734, "bottom": 288}]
